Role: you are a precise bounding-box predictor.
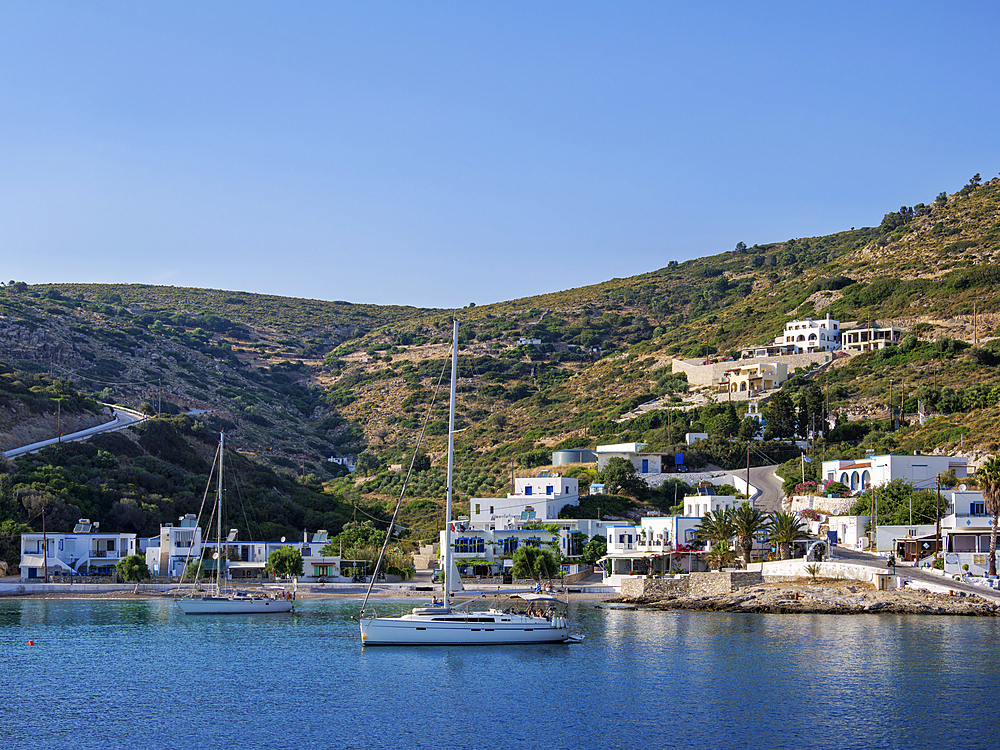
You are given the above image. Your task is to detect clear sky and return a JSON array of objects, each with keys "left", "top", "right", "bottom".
[{"left": 2, "top": 2, "right": 997, "bottom": 309}]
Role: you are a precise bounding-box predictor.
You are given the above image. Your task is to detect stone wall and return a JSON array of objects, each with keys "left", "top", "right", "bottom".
[
  {"left": 563, "top": 566, "right": 596, "bottom": 585},
  {"left": 620, "top": 577, "right": 690, "bottom": 600},
  {"left": 620, "top": 571, "right": 766, "bottom": 600},
  {"left": 750, "top": 560, "right": 890, "bottom": 587},
  {"left": 785, "top": 494, "right": 856, "bottom": 516},
  {"left": 687, "top": 570, "right": 763, "bottom": 596}
]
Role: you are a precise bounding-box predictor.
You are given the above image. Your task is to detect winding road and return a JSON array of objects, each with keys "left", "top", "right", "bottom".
[
  {"left": 1, "top": 406, "right": 147, "bottom": 459},
  {"left": 748, "top": 464, "right": 785, "bottom": 513}
]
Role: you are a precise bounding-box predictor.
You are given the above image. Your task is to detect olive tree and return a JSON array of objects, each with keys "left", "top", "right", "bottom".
[{"left": 267, "top": 545, "right": 304, "bottom": 579}]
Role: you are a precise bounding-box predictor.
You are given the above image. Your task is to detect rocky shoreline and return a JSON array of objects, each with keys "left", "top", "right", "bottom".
[{"left": 614, "top": 579, "right": 1000, "bottom": 616}]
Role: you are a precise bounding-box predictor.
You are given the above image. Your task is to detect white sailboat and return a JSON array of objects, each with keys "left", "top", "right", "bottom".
[
  {"left": 358, "top": 321, "right": 582, "bottom": 646},
  {"left": 176, "top": 433, "right": 294, "bottom": 615}
]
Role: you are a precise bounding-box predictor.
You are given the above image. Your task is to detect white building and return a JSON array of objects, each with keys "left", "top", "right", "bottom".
[
  {"left": 828, "top": 515, "right": 870, "bottom": 549},
  {"left": 20, "top": 519, "right": 139, "bottom": 580},
  {"left": 597, "top": 442, "right": 681, "bottom": 474},
  {"left": 683, "top": 494, "right": 740, "bottom": 518},
  {"left": 938, "top": 489, "right": 1000, "bottom": 575},
  {"left": 601, "top": 515, "right": 707, "bottom": 584},
  {"left": 821, "top": 453, "right": 968, "bottom": 493},
  {"left": 470, "top": 475, "right": 580, "bottom": 528},
  {"left": 327, "top": 455, "right": 355, "bottom": 472},
  {"left": 145, "top": 514, "right": 205, "bottom": 579},
  {"left": 826, "top": 489, "right": 997, "bottom": 572},
  {"left": 779, "top": 314, "right": 842, "bottom": 353}
]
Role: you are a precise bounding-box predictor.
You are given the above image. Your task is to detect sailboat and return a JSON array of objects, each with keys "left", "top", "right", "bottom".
[
  {"left": 176, "top": 433, "right": 294, "bottom": 615},
  {"left": 357, "top": 321, "right": 582, "bottom": 645}
]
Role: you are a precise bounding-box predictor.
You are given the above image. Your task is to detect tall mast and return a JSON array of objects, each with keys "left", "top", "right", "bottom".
[
  {"left": 443, "top": 320, "right": 458, "bottom": 609},
  {"left": 217, "top": 432, "right": 224, "bottom": 591}
]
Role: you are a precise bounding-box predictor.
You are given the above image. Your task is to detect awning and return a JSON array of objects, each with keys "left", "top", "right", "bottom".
[
  {"left": 20, "top": 555, "right": 72, "bottom": 570},
  {"left": 228, "top": 562, "right": 266, "bottom": 569},
  {"left": 512, "top": 593, "right": 563, "bottom": 604}
]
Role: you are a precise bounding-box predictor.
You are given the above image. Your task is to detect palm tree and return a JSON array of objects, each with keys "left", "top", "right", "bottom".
[
  {"left": 731, "top": 502, "right": 768, "bottom": 567},
  {"left": 767, "top": 510, "right": 805, "bottom": 560},
  {"left": 976, "top": 456, "right": 1000, "bottom": 577},
  {"left": 706, "top": 542, "right": 738, "bottom": 571},
  {"left": 694, "top": 508, "right": 735, "bottom": 549}
]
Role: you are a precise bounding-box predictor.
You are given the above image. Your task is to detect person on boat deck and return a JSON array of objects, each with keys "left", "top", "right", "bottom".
[{"left": 534, "top": 582, "right": 542, "bottom": 594}]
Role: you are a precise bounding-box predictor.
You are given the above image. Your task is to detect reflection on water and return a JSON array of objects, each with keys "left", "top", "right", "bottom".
[{"left": 2, "top": 598, "right": 999, "bottom": 749}]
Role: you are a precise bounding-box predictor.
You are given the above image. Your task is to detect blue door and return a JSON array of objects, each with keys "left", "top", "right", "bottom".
[{"left": 641, "top": 459, "right": 648, "bottom": 473}]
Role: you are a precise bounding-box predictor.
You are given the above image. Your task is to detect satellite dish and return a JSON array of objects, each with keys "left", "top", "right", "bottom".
[
  {"left": 281, "top": 536, "right": 286, "bottom": 543},
  {"left": 959, "top": 484, "right": 967, "bottom": 492}
]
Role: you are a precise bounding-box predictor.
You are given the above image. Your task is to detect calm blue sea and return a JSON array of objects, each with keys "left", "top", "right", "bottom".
[{"left": 2, "top": 597, "right": 998, "bottom": 749}]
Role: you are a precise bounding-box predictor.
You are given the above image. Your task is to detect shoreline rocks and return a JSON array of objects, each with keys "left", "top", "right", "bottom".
[{"left": 615, "top": 579, "right": 1000, "bottom": 616}]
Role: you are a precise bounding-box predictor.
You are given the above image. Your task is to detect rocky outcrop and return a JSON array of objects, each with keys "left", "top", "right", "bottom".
[{"left": 640, "top": 579, "right": 1000, "bottom": 616}]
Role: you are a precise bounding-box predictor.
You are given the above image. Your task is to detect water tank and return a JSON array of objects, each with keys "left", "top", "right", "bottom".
[{"left": 551, "top": 449, "right": 597, "bottom": 465}]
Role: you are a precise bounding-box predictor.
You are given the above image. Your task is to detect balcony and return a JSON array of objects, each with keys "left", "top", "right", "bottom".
[{"left": 87, "top": 550, "right": 120, "bottom": 559}]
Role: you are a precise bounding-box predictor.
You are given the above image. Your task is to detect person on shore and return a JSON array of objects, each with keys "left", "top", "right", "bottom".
[{"left": 888, "top": 553, "right": 896, "bottom": 574}]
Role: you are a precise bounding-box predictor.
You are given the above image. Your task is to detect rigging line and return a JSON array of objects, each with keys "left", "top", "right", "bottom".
[
  {"left": 361, "top": 348, "right": 452, "bottom": 617},
  {"left": 177, "top": 439, "right": 222, "bottom": 588},
  {"left": 225, "top": 452, "right": 260, "bottom": 547}
]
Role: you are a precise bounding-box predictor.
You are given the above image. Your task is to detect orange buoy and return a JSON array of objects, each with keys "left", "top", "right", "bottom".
[{"left": 28, "top": 640, "right": 34, "bottom": 646}]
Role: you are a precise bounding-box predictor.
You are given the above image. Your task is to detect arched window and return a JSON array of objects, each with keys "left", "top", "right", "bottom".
[
  {"left": 861, "top": 470, "right": 870, "bottom": 489},
  {"left": 851, "top": 471, "right": 860, "bottom": 490},
  {"left": 797, "top": 335, "right": 806, "bottom": 342}
]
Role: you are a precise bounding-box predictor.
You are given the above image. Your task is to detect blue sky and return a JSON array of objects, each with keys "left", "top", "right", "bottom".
[{"left": 2, "top": 2, "right": 997, "bottom": 309}]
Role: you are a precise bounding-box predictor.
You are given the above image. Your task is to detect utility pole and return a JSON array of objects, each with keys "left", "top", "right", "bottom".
[
  {"left": 158, "top": 378, "right": 162, "bottom": 416},
  {"left": 936, "top": 476, "right": 942, "bottom": 560},
  {"left": 57, "top": 398, "right": 62, "bottom": 443},
  {"left": 888, "top": 380, "right": 893, "bottom": 431},
  {"left": 42, "top": 507, "right": 49, "bottom": 584},
  {"left": 900, "top": 381, "right": 905, "bottom": 430},
  {"left": 869, "top": 487, "right": 875, "bottom": 551},
  {"left": 746, "top": 443, "right": 751, "bottom": 508}
]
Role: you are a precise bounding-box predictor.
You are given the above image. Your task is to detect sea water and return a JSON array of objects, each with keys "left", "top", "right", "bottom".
[{"left": 2, "top": 598, "right": 998, "bottom": 749}]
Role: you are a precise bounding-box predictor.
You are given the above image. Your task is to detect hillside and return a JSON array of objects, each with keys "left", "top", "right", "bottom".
[{"left": 2, "top": 172, "right": 1000, "bottom": 549}]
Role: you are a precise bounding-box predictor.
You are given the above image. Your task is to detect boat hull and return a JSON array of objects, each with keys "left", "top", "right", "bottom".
[
  {"left": 359, "top": 614, "right": 576, "bottom": 646},
  {"left": 176, "top": 597, "right": 294, "bottom": 614}
]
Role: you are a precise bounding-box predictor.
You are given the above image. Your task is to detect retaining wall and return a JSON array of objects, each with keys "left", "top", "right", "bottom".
[
  {"left": 620, "top": 570, "right": 764, "bottom": 599},
  {"left": 688, "top": 570, "right": 763, "bottom": 596},
  {"left": 785, "top": 494, "right": 855, "bottom": 515},
  {"left": 620, "top": 577, "right": 689, "bottom": 599},
  {"left": 749, "top": 560, "right": 890, "bottom": 586}
]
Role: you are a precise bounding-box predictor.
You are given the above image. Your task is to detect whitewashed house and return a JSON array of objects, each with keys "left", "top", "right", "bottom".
[
  {"left": 821, "top": 453, "right": 968, "bottom": 494},
  {"left": 597, "top": 442, "right": 675, "bottom": 474},
  {"left": 20, "top": 519, "right": 138, "bottom": 580},
  {"left": 601, "top": 515, "right": 707, "bottom": 585},
  {"left": 470, "top": 475, "right": 580, "bottom": 528},
  {"left": 684, "top": 494, "right": 740, "bottom": 518},
  {"left": 779, "top": 314, "right": 842, "bottom": 353},
  {"left": 145, "top": 514, "right": 204, "bottom": 579}
]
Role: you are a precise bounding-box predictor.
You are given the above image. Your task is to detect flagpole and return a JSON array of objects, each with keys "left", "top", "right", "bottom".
[{"left": 801, "top": 453, "right": 805, "bottom": 484}]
